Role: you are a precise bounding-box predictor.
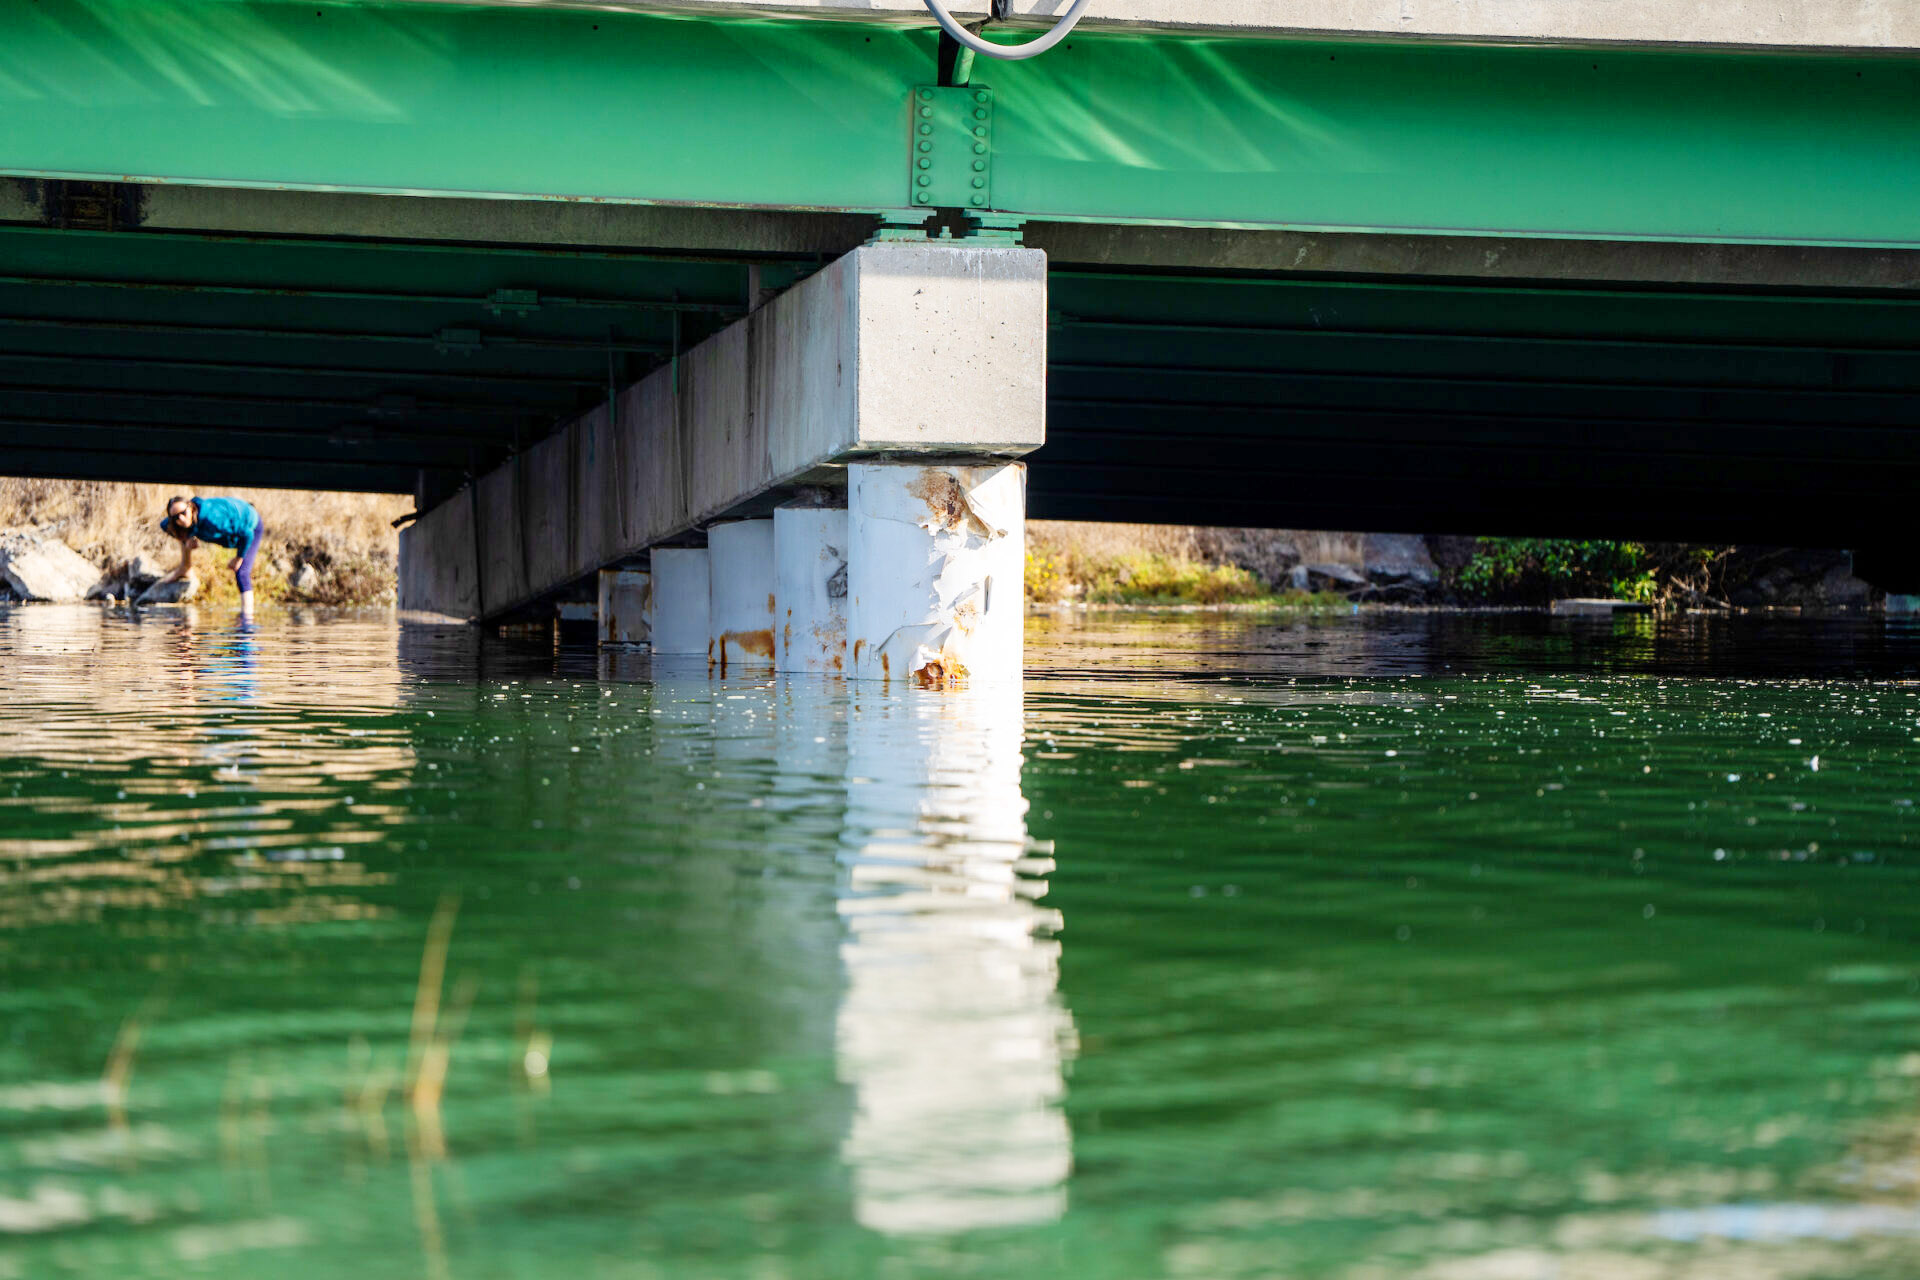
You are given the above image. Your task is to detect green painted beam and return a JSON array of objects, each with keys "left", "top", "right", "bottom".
[
  {"left": 0, "top": 349, "right": 601, "bottom": 391},
  {"left": 0, "top": 447, "right": 422, "bottom": 494},
  {"left": 1, "top": 0, "right": 1917, "bottom": 244}
]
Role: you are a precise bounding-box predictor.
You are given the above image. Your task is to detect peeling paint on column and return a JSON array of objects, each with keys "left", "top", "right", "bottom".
[{"left": 848, "top": 462, "right": 1025, "bottom": 686}]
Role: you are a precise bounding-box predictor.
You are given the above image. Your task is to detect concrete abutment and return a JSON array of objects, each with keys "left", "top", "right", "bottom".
[{"left": 399, "top": 239, "right": 1045, "bottom": 680}]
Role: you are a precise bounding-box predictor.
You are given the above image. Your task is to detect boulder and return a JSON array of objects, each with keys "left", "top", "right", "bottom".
[
  {"left": 91, "top": 552, "right": 174, "bottom": 600},
  {"left": 0, "top": 530, "right": 106, "bottom": 602},
  {"left": 1726, "top": 549, "right": 1875, "bottom": 610},
  {"left": 1363, "top": 533, "right": 1439, "bottom": 585},
  {"left": 1291, "top": 561, "right": 1368, "bottom": 592},
  {"left": 128, "top": 553, "right": 171, "bottom": 585},
  {"left": 291, "top": 563, "right": 323, "bottom": 595},
  {"left": 134, "top": 573, "right": 198, "bottom": 606}
]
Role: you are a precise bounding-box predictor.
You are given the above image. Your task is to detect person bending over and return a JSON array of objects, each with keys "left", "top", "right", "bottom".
[{"left": 149, "top": 495, "right": 264, "bottom": 620}]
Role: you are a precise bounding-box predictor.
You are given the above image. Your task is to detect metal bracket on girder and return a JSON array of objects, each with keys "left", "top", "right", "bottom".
[
  {"left": 485, "top": 288, "right": 540, "bottom": 317},
  {"left": 960, "top": 213, "right": 1024, "bottom": 243},
  {"left": 908, "top": 85, "right": 993, "bottom": 213}
]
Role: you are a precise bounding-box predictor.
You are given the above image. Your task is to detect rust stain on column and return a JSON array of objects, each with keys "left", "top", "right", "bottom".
[
  {"left": 723, "top": 630, "right": 775, "bottom": 660},
  {"left": 913, "top": 649, "right": 970, "bottom": 689}
]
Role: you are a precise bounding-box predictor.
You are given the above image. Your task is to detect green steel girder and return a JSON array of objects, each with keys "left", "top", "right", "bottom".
[
  {"left": 0, "top": 349, "right": 601, "bottom": 392},
  {"left": 1045, "top": 365, "right": 1920, "bottom": 429},
  {"left": 0, "top": 446, "right": 424, "bottom": 494},
  {"left": 0, "top": 314, "right": 665, "bottom": 355},
  {"left": 2, "top": 0, "right": 1919, "bottom": 245},
  {"left": 0, "top": 274, "right": 743, "bottom": 317},
  {"left": 0, "top": 419, "right": 483, "bottom": 470},
  {"left": 2, "top": 384, "right": 537, "bottom": 429}
]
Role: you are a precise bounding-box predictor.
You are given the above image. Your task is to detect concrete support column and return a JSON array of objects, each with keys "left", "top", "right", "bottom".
[
  {"left": 709, "top": 519, "right": 777, "bottom": 674},
  {"left": 775, "top": 503, "right": 849, "bottom": 674},
  {"left": 597, "top": 569, "right": 650, "bottom": 646},
  {"left": 848, "top": 462, "right": 1027, "bottom": 686},
  {"left": 647, "top": 548, "right": 711, "bottom": 657}
]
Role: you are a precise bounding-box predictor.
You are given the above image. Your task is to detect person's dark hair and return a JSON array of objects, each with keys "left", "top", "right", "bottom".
[{"left": 162, "top": 496, "right": 192, "bottom": 540}]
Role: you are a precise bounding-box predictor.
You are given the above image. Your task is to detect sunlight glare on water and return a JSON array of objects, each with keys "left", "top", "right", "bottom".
[{"left": 1, "top": 604, "right": 1918, "bottom": 1279}]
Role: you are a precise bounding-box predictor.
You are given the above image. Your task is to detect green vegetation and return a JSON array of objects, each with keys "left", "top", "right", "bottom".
[{"left": 1456, "top": 538, "right": 1727, "bottom": 606}]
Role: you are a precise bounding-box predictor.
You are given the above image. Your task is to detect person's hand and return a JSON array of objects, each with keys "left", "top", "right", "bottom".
[{"left": 229, "top": 555, "right": 240, "bottom": 572}]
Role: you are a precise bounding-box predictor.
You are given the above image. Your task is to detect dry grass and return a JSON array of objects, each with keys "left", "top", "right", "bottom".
[
  {"left": 1030, "top": 522, "right": 1361, "bottom": 573},
  {"left": 1026, "top": 520, "right": 1358, "bottom": 607},
  {"left": 0, "top": 478, "right": 409, "bottom": 606}
]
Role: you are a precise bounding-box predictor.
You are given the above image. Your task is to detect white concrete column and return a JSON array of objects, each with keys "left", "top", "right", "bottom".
[
  {"left": 774, "top": 504, "right": 849, "bottom": 674},
  {"left": 708, "top": 519, "right": 777, "bottom": 674},
  {"left": 596, "top": 569, "right": 650, "bottom": 646},
  {"left": 848, "top": 462, "right": 1026, "bottom": 685},
  {"left": 647, "top": 548, "right": 711, "bottom": 657}
]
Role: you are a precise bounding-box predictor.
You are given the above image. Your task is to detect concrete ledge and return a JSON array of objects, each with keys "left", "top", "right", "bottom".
[
  {"left": 397, "top": 0, "right": 1920, "bottom": 53},
  {"left": 401, "top": 242, "right": 1046, "bottom": 620}
]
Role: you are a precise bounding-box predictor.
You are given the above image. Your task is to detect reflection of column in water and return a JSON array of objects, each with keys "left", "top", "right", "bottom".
[{"left": 836, "top": 686, "right": 1076, "bottom": 1235}]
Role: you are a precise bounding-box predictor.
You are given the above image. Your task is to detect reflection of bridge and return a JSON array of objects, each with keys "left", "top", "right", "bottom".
[{"left": 5, "top": 0, "right": 1920, "bottom": 651}]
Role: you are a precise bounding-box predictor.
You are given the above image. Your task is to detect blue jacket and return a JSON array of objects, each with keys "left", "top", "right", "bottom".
[{"left": 162, "top": 497, "right": 259, "bottom": 550}]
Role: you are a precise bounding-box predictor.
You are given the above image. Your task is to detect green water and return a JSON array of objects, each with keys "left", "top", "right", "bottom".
[{"left": 3, "top": 604, "right": 1920, "bottom": 1279}]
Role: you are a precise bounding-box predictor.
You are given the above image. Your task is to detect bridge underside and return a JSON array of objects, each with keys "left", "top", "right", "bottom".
[
  {"left": 3, "top": 186, "right": 1917, "bottom": 551},
  {"left": 3, "top": 0, "right": 1919, "bottom": 607}
]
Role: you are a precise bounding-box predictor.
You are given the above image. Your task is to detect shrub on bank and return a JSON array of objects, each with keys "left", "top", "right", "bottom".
[{"left": 1454, "top": 539, "right": 1731, "bottom": 606}]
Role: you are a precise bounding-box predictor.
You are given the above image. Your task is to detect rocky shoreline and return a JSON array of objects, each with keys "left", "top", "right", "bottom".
[
  {"left": 1, "top": 519, "right": 1887, "bottom": 616},
  {"left": 1027, "top": 525, "right": 1888, "bottom": 612},
  {"left": 0, "top": 525, "right": 385, "bottom": 608}
]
